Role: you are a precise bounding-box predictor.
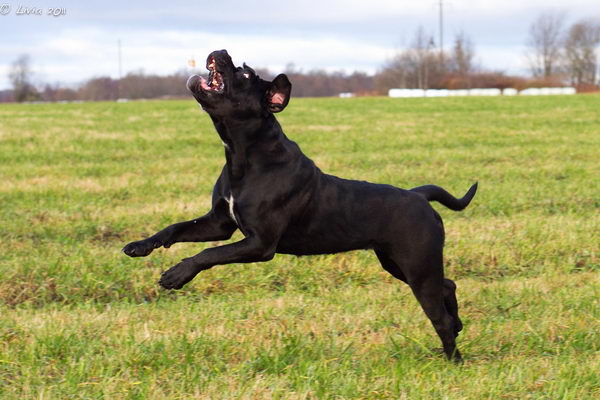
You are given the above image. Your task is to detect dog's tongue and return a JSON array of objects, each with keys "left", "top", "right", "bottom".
[
  {"left": 186, "top": 74, "right": 212, "bottom": 92},
  {"left": 199, "top": 77, "right": 211, "bottom": 90}
]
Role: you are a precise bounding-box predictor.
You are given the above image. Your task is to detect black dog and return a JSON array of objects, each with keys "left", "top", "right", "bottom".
[{"left": 123, "top": 50, "right": 477, "bottom": 362}]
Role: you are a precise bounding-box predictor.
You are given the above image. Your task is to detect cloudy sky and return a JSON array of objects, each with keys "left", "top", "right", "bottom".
[{"left": 0, "top": 0, "right": 598, "bottom": 89}]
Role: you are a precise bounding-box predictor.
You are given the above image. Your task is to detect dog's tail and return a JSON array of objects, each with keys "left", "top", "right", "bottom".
[{"left": 410, "top": 182, "right": 478, "bottom": 211}]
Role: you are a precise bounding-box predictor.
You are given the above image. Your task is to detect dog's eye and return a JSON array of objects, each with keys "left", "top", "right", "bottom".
[{"left": 243, "top": 72, "right": 251, "bottom": 79}]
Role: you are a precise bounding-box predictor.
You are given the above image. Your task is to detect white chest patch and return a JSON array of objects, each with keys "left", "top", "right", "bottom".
[{"left": 225, "top": 194, "right": 238, "bottom": 225}]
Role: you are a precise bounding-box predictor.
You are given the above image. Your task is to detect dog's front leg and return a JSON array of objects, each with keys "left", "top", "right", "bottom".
[
  {"left": 122, "top": 208, "right": 236, "bottom": 258},
  {"left": 158, "top": 236, "right": 277, "bottom": 290}
]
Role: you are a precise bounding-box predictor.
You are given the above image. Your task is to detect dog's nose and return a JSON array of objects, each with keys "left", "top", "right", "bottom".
[{"left": 186, "top": 75, "right": 200, "bottom": 92}]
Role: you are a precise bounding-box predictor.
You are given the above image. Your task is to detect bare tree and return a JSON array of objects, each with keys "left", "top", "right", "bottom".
[
  {"left": 527, "top": 12, "right": 566, "bottom": 77},
  {"left": 79, "top": 77, "right": 118, "bottom": 101},
  {"left": 408, "top": 26, "right": 438, "bottom": 89},
  {"left": 374, "top": 57, "right": 409, "bottom": 93},
  {"left": 9, "top": 54, "right": 39, "bottom": 102},
  {"left": 450, "top": 32, "right": 475, "bottom": 76},
  {"left": 442, "top": 32, "right": 476, "bottom": 89},
  {"left": 564, "top": 19, "right": 600, "bottom": 86},
  {"left": 375, "top": 26, "right": 442, "bottom": 91}
]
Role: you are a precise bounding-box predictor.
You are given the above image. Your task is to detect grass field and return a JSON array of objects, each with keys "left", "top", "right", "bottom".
[{"left": 1, "top": 94, "right": 599, "bottom": 399}]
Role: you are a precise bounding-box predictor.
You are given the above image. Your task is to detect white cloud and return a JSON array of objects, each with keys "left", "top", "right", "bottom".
[
  {"left": 1, "top": 29, "right": 395, "bottom": 88},
  {"left": 1, "top": 0, "right": 598, "bottom": 89}
]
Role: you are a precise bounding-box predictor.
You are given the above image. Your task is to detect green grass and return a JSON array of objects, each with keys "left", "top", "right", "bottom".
[{"left": 1, "top": 95, "right": 599, "bottom": 399}]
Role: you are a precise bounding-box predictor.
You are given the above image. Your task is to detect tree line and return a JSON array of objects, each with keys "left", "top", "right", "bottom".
[
  {"left": 1, "top": 59, "right": 377, "bottom": 103},
  {"left": 3, "top": 13, "right": 599, "bottom": 103},
  {"left": 376, "top": 14, "right": 600, "bottom": 92},
  {"left": 527, "top": 13, "right": 600, "bottom": 88}
]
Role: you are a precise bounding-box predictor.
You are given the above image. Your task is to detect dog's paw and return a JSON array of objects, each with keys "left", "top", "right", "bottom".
[
  {"left": 158, "top": 259, "right": 199, "bottom": 290},
  {"left": 122, "top": 239, "right": 158, "bottom": 257}
]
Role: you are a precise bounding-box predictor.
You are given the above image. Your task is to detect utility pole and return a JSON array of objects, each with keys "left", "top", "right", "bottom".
[
  {"left": 118, "top": 39, "right": 123, "bottom": 79},
  {"left": 438, "top": 0, "right": 444, "bottom": 66},
  {"left": 117, "top": 39, "right": 122, "bottom": 99}
]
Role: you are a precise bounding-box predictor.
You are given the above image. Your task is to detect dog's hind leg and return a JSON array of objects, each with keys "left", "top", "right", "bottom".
[
  {"left": 443, "top": 278, "right": 463, "bottom": 337},
  {"left": 376, "top": 248, "right": 462, "bottom": 362},
  {"left": 410, "top": 275, "right": 462, "bottom": 362},
  {"left": 375, "top": 249, "right": 407, "bottom": 283},
  {"left": 406, "top": 254, "right": 462, "bottom": 363}
]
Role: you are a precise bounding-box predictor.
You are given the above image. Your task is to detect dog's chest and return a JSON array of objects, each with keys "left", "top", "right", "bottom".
[{"left": 223, "top": 194, "right": 238, "bottom": 225}]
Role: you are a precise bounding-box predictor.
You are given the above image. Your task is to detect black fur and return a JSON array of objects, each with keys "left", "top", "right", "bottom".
[{"left": 123, "top": 50, "right": 477, "bottom": 362}]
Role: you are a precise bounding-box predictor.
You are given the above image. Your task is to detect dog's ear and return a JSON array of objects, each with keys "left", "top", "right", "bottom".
[{"left": 267, "top": 74, "right": 291, "bottom": 113}]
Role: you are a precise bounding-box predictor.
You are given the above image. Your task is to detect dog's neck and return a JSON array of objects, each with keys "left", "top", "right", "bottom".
[{"left": 210, "top": 114, "right": 282, "bottom": 180}]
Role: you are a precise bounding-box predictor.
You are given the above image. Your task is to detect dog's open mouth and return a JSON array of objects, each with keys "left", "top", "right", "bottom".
[{"left": 199, "top": 56, "right": 224, "bottom": 92}]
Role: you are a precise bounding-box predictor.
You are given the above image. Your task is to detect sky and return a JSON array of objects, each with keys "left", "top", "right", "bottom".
[{"left": 0, "top": 0, "right": 598, "bottom": 89}]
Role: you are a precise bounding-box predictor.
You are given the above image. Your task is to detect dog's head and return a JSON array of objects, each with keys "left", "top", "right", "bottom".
[{"left": 187, "top": 50, "right": 291, "bottom": 118}]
